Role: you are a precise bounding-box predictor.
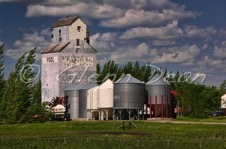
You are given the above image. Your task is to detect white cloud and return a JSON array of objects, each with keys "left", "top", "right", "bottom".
[
  {"left": 150, "top": 40, "right": 176, "bottom": 46},
  {"left": 91, "top": 31, "right": 200, "bottom": 64},
  {"left": 187, "top": 40, "right": 226, "bottom": 75},
  {"left": 5, "top": 28, "right": 50, "bottom": 60},
  {"left": 100, "top": 8, "right": 198, "bottom": 28},
  {"left": 90, "top": 32, "right": 118, "bottom": 52},
  {"left": 44, "top": 0, "right": 73, "bottom": 5},
  {"left": 219, "top": 28, "right": 226, "bottom": 38},
  {"left": 98, "top": 0, "right": 187, "bottom": 11},
  {"left": 91, "top": 33, "right": 153, "bottom": 63},
  {"left": 184, "top": 25, "right": 217, "bottom": 38},
  {"left": 201, "top": 44, "right": 209, "bottom": 50},
  {"left": 213, "top": 41, "right": 226, "bottom": 58},
  {"left": 195, "top": 56, "right": 226, "bottom": 72},
  {"left": 26, "top": 3, "right": 123, "bottom": 19},
  {"left": 25, "top": 0, "right": 199, "bottom": 30},
  {"left": 131, "top": 0, "right": 150, "bottom": 9},
  {"left": 120, "top": 21, "right": 183, "bottom": 40},
  {"left": 119, "top": 23, "right": 218, "bottom": 41},
  {"left": 104, "top": 40, "right": 200, "bottom": 64},
  {"left": 131, "top": 0, "right": 188, "bottom": 10},
  {"left": 151, "top": 44, "right": 200, "bottom": 63},
  {"left": 180, "top": 59, "right": 195, "bottom": 66},
  {"left": 213, "top": 47, "right": 226, "bottom": 58},
  {"left": 110, "top": 42, "right": 149, "bottom": 62}
]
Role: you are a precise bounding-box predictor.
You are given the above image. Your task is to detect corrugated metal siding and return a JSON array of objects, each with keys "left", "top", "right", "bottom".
[
  {"left": 65, "top": 90, "right": 79, "bottom": 119},
  {"left": 64, "top": 84, "right": 86, "bottom": 91},
  {"left": 146, "top": 85, "right": 170, "bottom": 104},
  {"left": 41, "top": 42, "right": 70, "bottom": 54},
  {"left": 79, "top": 89, "right": 88, "bottom": 118},
  {"left": 146, "top": 74, "right": 171, "bottom": 117},
  {"left": 146, "top": 73, "right": 169, "bottom": 85},
  {"left": 114, "top": 83, "right": 144, "bottom": 109}
]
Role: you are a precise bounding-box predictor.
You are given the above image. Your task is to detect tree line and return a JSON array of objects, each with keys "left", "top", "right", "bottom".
[
  {"left": 0, "top": 44, "right": 44, "bottom": 123},
  {"left": 97, "top": 60, "right": 225, "bottom": 118}
]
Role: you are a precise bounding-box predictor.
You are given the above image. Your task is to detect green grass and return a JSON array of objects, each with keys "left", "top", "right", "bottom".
[
  {"left": 1, "top": 121, "right": 226, "bottom": 148},
  {"left": 175, "top": 116, "right": 226, "bottom": 122}
]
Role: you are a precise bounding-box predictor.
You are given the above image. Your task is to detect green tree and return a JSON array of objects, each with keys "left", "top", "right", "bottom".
[
  {"left": 28, "top": 79, "right": 45, "bottom": 120},
  {"left": 97, "top": 60, "right": 120, "bottom": 83},
  {"left": 0, "top": 44, "right": 5, "bottom": 100},
  {"left": 174, "top": 82, "right": 220, "bottom": 118},
  {"left": 0, "top": 44, "right": 5, "bottom": 120},
  {"left": 97, "top": 60, "right": 154, "bottom": 83},
  {"left": 1, "top": 48, "right": 39, "bottom": 123},
  {"left": 219, "top": 80, "right": 226, "bottom": 96}
]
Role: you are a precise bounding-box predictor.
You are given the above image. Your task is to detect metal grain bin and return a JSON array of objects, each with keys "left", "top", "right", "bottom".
[
  {"left": 64, "top": 84, "right": 85, "bottom": 120},
  {"left": 114, "top": 84, "right": 144, "bottom": 109},
  {"left": 114, "top": 74, "right": 145, "bottom": 120},
  {"left": 79, "top": 83, "right": 97, "bottom": 118},
  {"left": 146, "top": 74, "right": 171, "bottom": 118}
]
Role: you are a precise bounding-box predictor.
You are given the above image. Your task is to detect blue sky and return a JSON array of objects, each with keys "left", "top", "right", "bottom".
[{"left": 0, "top": 0, "right": 226, "bottom": 86}]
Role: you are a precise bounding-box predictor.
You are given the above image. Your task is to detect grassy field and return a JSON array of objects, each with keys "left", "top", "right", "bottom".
[
  {"left": 174, "top": 116, "right": 226, "bottom": 122},
  {"left": 1, "top": 120, "right": 226, "bottom": 149}
]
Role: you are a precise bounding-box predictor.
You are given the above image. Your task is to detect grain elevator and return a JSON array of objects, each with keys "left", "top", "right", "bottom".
[{"left": 41, "top": 16, "right": 97, "bottom": 103}]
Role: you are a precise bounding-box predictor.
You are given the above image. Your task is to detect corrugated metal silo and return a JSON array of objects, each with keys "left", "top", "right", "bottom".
[
  {"left": 114, "top": 74, "right": 144, "bottom": 120},
  {"left": 64, "top": 84, "right": 85, "bottom": 120},
  {"left": 146, "top": 74, "right": 171, "bottom": 118},
  {"left": 79, "top": 83, "right": 97, "bottom": 118}
]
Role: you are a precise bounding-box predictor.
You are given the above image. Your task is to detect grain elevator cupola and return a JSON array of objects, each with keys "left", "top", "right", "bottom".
[
  {"left": 41, "top": 16, "right": 97, "bottom": 103},
  {"left": 50, "top": 16, "right": 90, "bottom": 44}
]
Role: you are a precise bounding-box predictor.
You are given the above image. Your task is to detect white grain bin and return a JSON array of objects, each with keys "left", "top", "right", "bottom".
[
  {"left": 64, "top": 84, "right": 85, "bottom": 120},
  {"left": 221, "top": 94, "right": 226, "bottom": 108},
  {"left": 87, "top": 86, "right": 99, "bottom": 110},
  {"left": 79, "top": 83, "right": 97, "bottom": 119},
  {"left": 87, "top": 86, "right": 99, "bottom": 120},
  {"left": 98, "top": 79, "right": 113, "bottom": 120},
  {"left": 98, "top": 79, "right": 113, "bottom": 108}
]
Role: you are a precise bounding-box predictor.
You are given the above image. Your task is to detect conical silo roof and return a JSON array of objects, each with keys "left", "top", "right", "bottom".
[
  {"left": 65, "top": 83, "right": 98, "bottom": 91},
  {"left": 146, "top": 73, "right": 169, "bottom": 85},
  {"left": 115, "top": 74, "right": 144, "bottom": 84},
  {"left": 64, "top": 84, "right": 86, "bottom": 91},
  {"left": 81, "top": 82, "right": 97, "bottom": 90}
]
